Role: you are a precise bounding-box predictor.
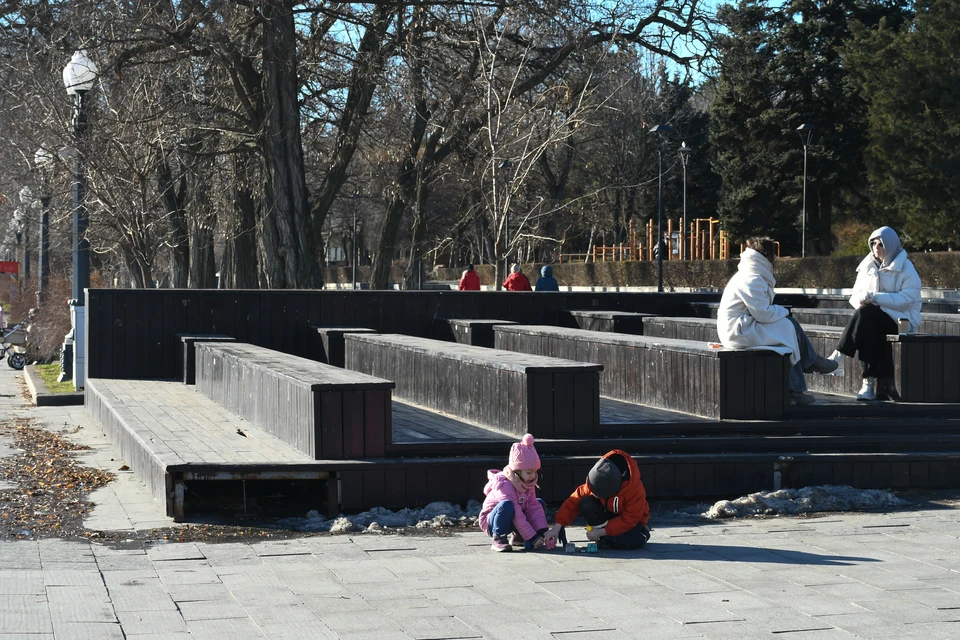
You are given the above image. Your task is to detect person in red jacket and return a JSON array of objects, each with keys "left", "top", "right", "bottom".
[
  {"left": 546, "top": 449, "right": 650, "bottom": 549},
  {"left": 458, "top": 264, "right": 481, "bottom": 290},
  {"left": 502, "top": 264, "right": 532, "bottom": 291}
]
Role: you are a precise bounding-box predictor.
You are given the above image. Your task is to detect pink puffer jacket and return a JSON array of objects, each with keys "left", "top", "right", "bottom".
[{"left": 478, "top": 469, "right": 547, "bottom": 540}]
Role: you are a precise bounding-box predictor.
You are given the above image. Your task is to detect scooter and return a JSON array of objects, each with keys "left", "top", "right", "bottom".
[{"left": 0, "top": 319, "right": 30, "bottom": 370}]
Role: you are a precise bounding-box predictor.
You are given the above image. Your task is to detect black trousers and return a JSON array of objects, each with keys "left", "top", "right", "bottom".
[
  {"left": 836, "top": 304, "right": 898, "bottom": 378},
  {"left": 580, "top": 495, "right": 650, "bottom": 549}
]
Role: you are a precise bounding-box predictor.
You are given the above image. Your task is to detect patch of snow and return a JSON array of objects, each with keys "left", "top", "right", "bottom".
[
  {"left": 704, "top": 485, "right": 907, "bottom": 519},
  {"left": 275, "top": 500, "right": 482, "bottom": 533}
]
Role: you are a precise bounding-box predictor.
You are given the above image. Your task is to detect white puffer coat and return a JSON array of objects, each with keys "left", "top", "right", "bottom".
[
  {"left": 717, "top": 248, "right": 801, "bottom": 365},
  {"left": 849, "top": 227, "right": 922, "bottom": 333}
]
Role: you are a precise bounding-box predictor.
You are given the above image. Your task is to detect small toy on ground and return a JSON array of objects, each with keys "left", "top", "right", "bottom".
[
  {"left": 565, "top": 542, "right": 578, "bottom": 554},
  {"left": 586, "top": 541, "right": 598, "bottom": 553}
]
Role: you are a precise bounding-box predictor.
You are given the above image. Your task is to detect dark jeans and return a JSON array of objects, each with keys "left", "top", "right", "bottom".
[
  {"left": 836, "top": 305, "right": 897, "bottom": 378},
  {"left": 579, "top": 495, "right": 650, "bottom": 550},
  {"left": 488, "top": 498, "right": 546, "bottom": 539},
  {"left": 787, "top": 317, "right": 818, "bottom": 393}
]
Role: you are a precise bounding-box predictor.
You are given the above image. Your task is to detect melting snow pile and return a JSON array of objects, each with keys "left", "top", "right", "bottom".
[
  {"left": 275, "top": 500, "right": 482, "bottom": 533},
  {"left": 704, "top": 484, "right": 907, "bottom": 519}
]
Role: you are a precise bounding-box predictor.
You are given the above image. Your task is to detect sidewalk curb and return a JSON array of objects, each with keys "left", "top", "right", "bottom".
[{"left": 23, "top": 365, "right": 84, "bottom": 407}]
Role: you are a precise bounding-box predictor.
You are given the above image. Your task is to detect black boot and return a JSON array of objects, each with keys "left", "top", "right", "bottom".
[{"left": 877, "top": 376, "right": 900, "bottom": 402}]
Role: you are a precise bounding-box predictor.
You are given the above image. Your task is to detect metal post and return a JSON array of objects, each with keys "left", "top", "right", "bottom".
[
  {"left": 801, "top": 142, "right": 808, "bottom": 258},
  {"left": 72, "top": 90, "right": 90, "bottom": 303},
  {"left": 656, "top": 146, "right": 664, "bottom": 292},
  {"left": 37, "top": 195, "right": 50, "bottom": 307},
  {"left": 352, "top": 205, "right": 357, "bottom": 290},
  {"left": 681, "top": 161, "right": 687, "bottom": 261}
]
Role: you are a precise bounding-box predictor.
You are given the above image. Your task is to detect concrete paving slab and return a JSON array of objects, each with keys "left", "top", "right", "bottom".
[{"left": 115, "top": 609, "right": 188, "bottom": 635}]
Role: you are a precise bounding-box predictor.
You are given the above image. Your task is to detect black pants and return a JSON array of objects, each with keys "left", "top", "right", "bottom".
[
  {"left": 836, "top": 305, "right": 898, "bottom": 378},
  {"left": 580, "top": 495, "right": 650, "bottom": 550}
]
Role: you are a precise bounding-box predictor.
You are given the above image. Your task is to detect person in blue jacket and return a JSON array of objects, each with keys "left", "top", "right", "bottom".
[{"left": 535, "top": 265, "right": 559, "bottom": 291}]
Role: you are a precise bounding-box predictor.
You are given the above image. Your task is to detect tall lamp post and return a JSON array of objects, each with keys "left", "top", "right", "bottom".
[
  {"left": 34, "top": 148, "right": 53, "bottom": 308},
  {"left": 497, "top": 159, "right": 513, "bottom": 278},
  {"left": 649, "top": 124, "right": 673, "bottom": 292},
  {"left": 678, "top": 141, "right": 692, "bottom": 261},
  {"left": 351, "top": 189, "right": 361, "bottom": 290},
  {"left": 62, "top": 50, "right": 98, "bottom": 387},
  {"left": 797, "top": 123, "right": 815, "bottom": 258}
]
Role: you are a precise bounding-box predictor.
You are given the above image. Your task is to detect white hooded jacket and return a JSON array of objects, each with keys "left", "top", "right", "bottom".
[
  {"left": 717, "top": 248, "right": 801, "bottom": 365},
  {"left": 849, "top": 227, "right": 922, "bottom": 332}
]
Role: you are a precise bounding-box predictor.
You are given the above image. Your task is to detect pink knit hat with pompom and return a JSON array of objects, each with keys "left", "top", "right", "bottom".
[{"left": 508, "top": 434, "right": 541, "bottom": 470}]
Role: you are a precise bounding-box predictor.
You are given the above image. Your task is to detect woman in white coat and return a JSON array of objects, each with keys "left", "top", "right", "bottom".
[
  {"left": 717, "top": 237, "right": 838, "bottom": 405},
  {"left": 831, "top": 227, "right": 921, "bottom": 401}
]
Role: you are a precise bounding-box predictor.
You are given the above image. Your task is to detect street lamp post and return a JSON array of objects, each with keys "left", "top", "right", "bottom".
[
  {"left": 62, "top": 50, "right": 98, "bottom": 387},
  {"left": 351, "top": 190, "right": 361, "bottom": 290},
  {"left": 797, "top": 123, "right": 815, "bottom": 258},
  {"left": 678, "top": 142, "right": 692, "bottom": 261},
  {"left": 498, "top": 159, "right": 513, "bottom": 278},
  {"left": 34, "top": 148, "right": 53, "bottom": 308},
  {"left": 649, "top": 125, "right": 673, "bottom": 292}
]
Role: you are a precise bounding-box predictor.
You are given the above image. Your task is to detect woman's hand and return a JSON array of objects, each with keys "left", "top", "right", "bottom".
[{"left": 860, "top": 292, "right": 875, "bottom": 306}]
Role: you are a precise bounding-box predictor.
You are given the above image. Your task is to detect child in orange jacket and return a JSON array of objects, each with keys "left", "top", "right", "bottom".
[{"left": 546, "top": 449, "right": 650, "bottom": 550}]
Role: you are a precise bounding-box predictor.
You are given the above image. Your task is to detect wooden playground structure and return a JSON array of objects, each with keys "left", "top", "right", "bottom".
[{"left": 560, "top": 218, "right": 732, "bottom": 263}]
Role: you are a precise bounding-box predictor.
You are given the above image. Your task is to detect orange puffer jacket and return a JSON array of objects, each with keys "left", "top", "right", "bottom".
[{"left": 554, "top": 449, "right": 649, "bottom": 537}]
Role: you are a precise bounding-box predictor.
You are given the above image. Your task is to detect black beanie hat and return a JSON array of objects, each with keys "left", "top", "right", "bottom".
[{"left": 587, "top": 457, "right": 621, "bottom": 499}]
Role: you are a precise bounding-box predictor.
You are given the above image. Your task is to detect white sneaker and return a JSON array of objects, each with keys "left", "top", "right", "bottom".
[
  {"left": 857, "top": 377, "right": 876, "bottom": 401},
  {"left": 826, "top": 350, "right": 844, "bottom": 377}
]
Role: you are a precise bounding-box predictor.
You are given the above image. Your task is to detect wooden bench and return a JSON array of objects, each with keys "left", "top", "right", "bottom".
[
  {"left": 344, "top": 333, "right": 603, "bottom": 438},
  {"left": 643, "top": 315, "right": 960, "bottom": 403},
  {"left": 195, "top": 342, "right": 395, "bottom": 459},
  {"left": 445, "top": 319, "right": 516, "bottom": 348},
  {"left": 494, "top": 324, "right": 789, "bottom": 421},
  {"left": 313, "top": 327, "right": 377, "bottom": 367},
  {"left": 176, "top": 333, "right": 235, "bottom": 384},
  {"left": 565, "top": 310, "right": 657, "bottom": 335}
]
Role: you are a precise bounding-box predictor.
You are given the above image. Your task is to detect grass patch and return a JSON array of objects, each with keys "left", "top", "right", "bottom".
[{"left": 34, "top": 364, "right": 76, "bottom": 394}]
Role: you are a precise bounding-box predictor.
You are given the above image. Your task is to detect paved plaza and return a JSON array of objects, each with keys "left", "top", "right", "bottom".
[{"left": 1, "top": 368, "right": 959, "bottom": 639}]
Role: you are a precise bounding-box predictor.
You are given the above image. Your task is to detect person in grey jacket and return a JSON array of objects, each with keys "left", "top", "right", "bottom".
[
  {"left": 535, "top": 265, "right": 559, "bottom": 291},
  {"left": 830, "top": 227, "right": 921, "bottom": 401}
]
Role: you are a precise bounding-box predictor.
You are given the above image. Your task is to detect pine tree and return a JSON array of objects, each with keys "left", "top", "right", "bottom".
[{"left": 846, "top": 1, "right": 960, "bottom": 249}]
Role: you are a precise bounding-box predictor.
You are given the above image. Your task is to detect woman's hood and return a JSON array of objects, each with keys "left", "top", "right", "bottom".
[
  {"left": 868, "top": 227, "right": 902, "bottom": 267},
  {"left": 541, "top": 265, "right": 553, "bottom": 277},
  {"left": 738, "top": 248, "right": 775, "bottom": 286}
]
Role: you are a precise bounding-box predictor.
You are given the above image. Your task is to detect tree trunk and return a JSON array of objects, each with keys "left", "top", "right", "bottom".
[
  {"left": 260, "top": 0, "right": 319, "bottom": 288},
  {"left": 189, "top": 219, "right": 217, "bottom": 288},
  {"left": 221, "top": 152, "right": 260, "bottom": 288},
  {"left": 158, "top": 157, "right": 189, "bottom": 288}
]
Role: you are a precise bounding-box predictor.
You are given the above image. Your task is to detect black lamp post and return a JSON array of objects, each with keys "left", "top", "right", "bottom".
[
  {"left": 62, "top": 49, "right": 98, "bottom": 386},
  {"left": 497, "top": 159, "right": 513, "bottom": 279},
  {"left": 650, "top": 124, "right": 673, "bottom": 292},
  {"left": 351, "top": 189, "right": 361, "bottom": 290},
  {"left": 678, "top": 141, "right": 692, "bottom": 261},
  {"left": 797, "top": 123, "right": 815, "bottom": 258},
  {"left": 34, "top": 148, "right": 53, "bottom": 308}
]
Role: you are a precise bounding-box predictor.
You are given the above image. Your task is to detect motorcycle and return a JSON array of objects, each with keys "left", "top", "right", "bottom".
[{"left": 0, "top": 318, "right": 30, "bottom": 370}]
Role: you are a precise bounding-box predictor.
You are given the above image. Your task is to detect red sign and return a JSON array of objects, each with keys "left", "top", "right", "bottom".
[{"left": 0, "top": 262, "right": 18, "bottom": 274}]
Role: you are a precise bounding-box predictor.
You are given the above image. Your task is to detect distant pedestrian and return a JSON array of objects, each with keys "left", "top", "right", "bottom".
[
  {"left": 535, "top": 265, "right": 559, "bottom": 291},
  {"left": 502, "top": 264, "right": 532, "bottom": 291},
  {"left": 479, "top": 434, "right": 549, "bottom": 552},
  {"left": 458, "top": 264, "right": 481, "bottom": 291}
]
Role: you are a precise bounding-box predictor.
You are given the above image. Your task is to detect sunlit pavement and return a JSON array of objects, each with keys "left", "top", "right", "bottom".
[{"left": 1, "top": 366, "right": 959, "bottom": 639}]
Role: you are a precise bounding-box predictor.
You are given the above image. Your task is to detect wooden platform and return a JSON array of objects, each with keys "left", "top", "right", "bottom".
[{"left": 86, "top": 377, "right": 960, "bottom": 520}]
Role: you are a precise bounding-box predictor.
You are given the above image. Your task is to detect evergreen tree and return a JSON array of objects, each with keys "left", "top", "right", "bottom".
[
  {"left": 846, "top": 1, "right": 959, "bottom": 249},
  {"left": 711, "top": 0, "right": 909, "bottom": 254},
  {"left": 710, "top": 1, "right": 797, "bottom": 246}
]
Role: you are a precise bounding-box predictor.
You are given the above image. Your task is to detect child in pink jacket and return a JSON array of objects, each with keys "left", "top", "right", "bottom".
[{"left": 479, "top": 433, "right": 549, "bottom": 552}]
